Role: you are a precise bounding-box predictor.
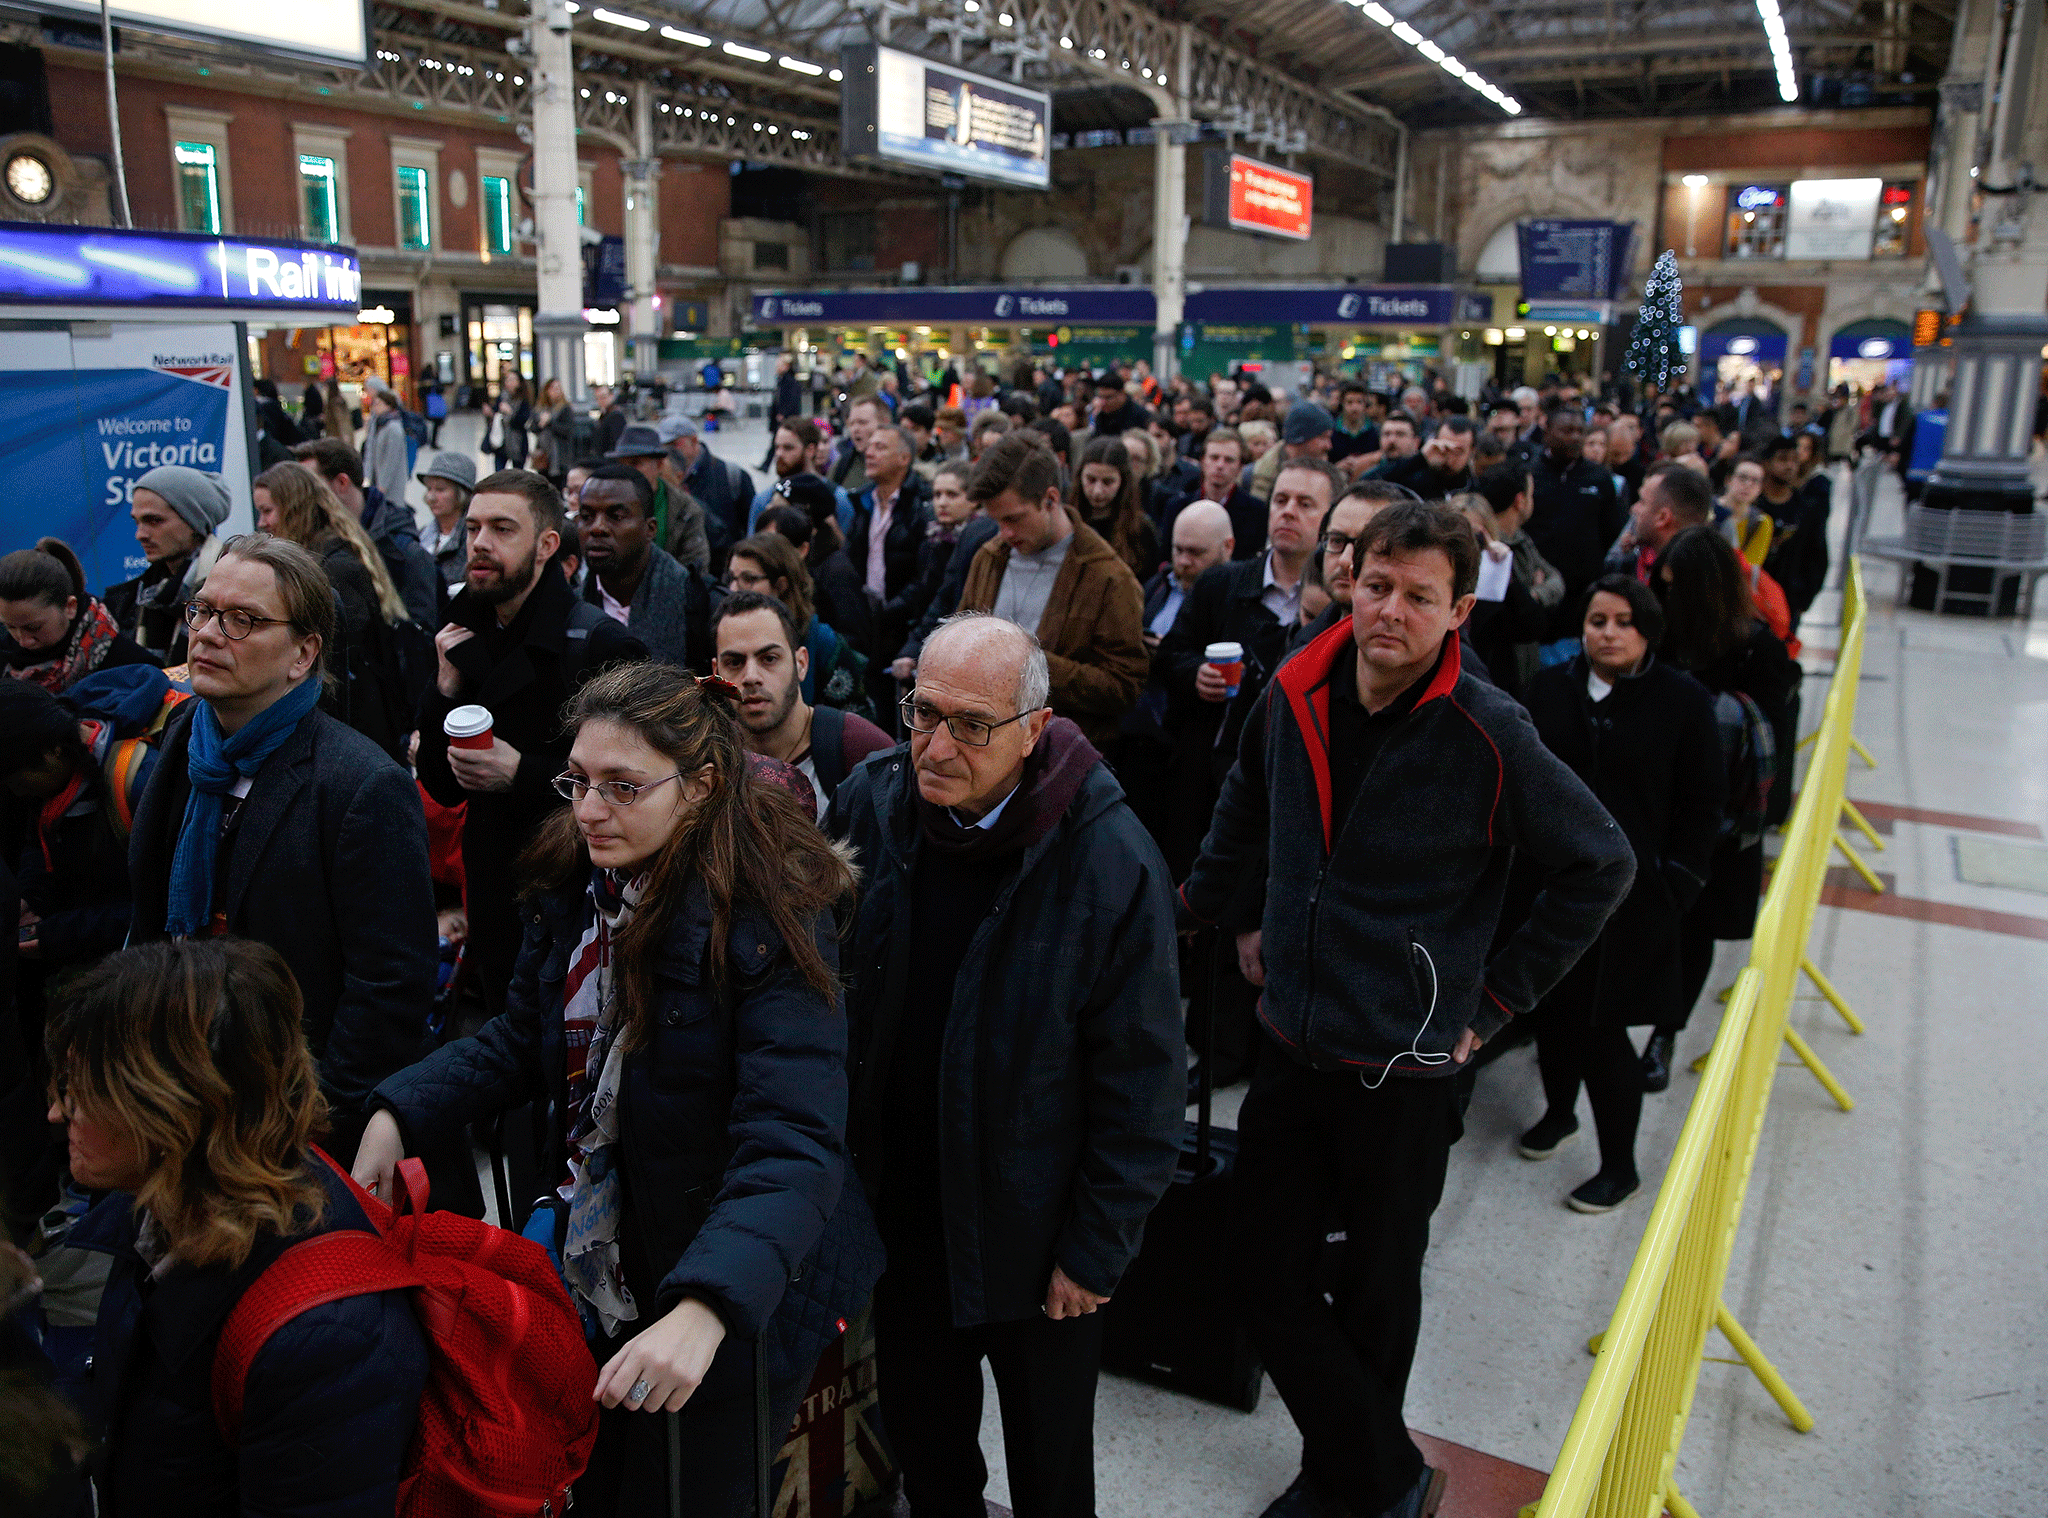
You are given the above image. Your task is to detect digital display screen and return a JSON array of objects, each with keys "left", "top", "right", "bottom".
[
  {"left": 843, "top": 44, "right": 1051, "bottom": 190},
  {"left": 36, "top": 0, "right": 369, "bottom": 68}
]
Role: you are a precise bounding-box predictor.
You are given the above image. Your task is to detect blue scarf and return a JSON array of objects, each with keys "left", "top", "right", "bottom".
[{"left": 165, "top": 680, "right": 323, "bottom": 937}]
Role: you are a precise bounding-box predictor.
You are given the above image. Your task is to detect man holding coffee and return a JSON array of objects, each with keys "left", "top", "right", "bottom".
[{"left": 416, "top": 469, "right": 643, "bottom": 1011}]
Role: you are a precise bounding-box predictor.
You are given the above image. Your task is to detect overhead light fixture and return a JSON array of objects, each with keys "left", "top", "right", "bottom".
[
  {"left": 1758, "top": 0, "right": 1797, "bottom": 99},
  {"left": 1367, "top": 8, "right": 1518, "bottom": 116},
  {"left": 1390, "top": 21, "right": 1421, "bottom": 43},
  {"left": 828, "top": 68, "right": 843, "bottom": 80},
  {"left": 1362, "top": 1, "right": 1394, "bottom": 22},
  {"left": 722, "top": 40, "right": 771, "bottom": 62},
  {"left": 1683, "top": 173, "right": 1709, "bottom": 187},
  {"left": 591, "top": 7, "right": 648, "bottom": 29},
  {"left": 1417, "top": 39, "right": 1444, "bottom": 62},
  {"left": 661, "top": 25, "right": 709, "bottom": 45},
  {"left": 778, "top": 55, "right": 823, "bottom": 74},
  {"left": 1439, "top": 57, "right": 1466, "bottom": 78}
]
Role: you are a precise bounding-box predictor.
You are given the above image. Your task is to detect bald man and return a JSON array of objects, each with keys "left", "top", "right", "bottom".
[{"left": 828, "top": 611, "right": 1184, "bottom": 1518}]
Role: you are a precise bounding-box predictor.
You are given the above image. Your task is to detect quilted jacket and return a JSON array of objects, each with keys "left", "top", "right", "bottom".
[
  {"left": 71, "top": 1159, "right": 427, "bottom": 1518},
  {"left": 371, "top": 875, "right": 882, "bottom": 1389}
]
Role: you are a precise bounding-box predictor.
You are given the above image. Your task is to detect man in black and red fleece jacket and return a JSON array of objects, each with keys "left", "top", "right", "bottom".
[{"left": 1181, "top": 500, "right": 1633, "bottom": 1518}]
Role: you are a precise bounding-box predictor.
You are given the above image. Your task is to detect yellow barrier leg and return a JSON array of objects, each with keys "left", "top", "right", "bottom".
[
  {"left": 1714, "top": 1302, "right": 1816, "bottom": 1432},
  {"left": 1840, "top": 798, "right": 1886, "bottom": 852},
  {"left": 1833, "top": 831, "right": 1885, "bottom": 893},
  {"left": 1851, "top": 735, "right": 1877, "bottom": 769},
  {"left": 1801, "top": 957, "right": 1866, "bottom": 1034},
  {"left": 1784, "top": 1026, "right": 1855, "bottom": 1111},
  {"left": 1795, "top": 727, "right": 1817, "bottom": 752},
  {"left": 1666, "top": 1481, "right": 1705, "bottom": 1518}
]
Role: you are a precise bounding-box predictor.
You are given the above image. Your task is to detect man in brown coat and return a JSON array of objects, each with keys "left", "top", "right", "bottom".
[{"left": 956, "top": 431, "right": 1147, "bottom": 751}]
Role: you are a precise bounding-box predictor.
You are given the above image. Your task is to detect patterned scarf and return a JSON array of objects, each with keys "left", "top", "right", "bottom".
[
  {"left": 4, "top": 598, "right": 119, "bottom": 694},
  {"left": 560, "top": 868, "right": 643, "bottom": 1337}
]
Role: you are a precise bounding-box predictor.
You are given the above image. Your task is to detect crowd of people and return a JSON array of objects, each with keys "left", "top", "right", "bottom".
[{"left": 0, "top": 349, "right": 1838, "bottom": 1518}]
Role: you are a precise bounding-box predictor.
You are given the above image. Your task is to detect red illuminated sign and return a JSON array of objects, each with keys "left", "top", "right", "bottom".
[{"left": 1228, "top": 155, "right": 1314, "bottom": 242}]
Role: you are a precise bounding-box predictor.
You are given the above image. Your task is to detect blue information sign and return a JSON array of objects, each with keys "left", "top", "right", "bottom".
[
  {"left": 751, "top": 287, "right": 1155, "bottom": 325},
  {"left": 1184, "top": 286, "right": 1472, "bottom": 326},
  {"left": 0, "top": 222, "right": 362, "bottom": 316}
]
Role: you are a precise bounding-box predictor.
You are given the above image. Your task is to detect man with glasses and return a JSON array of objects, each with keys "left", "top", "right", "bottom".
[
  {"left": 827, "top": 611, "right": 1183, "bottom": 1518},
  {"left": 128, "top": 534, "right": 436, "bottom": 1156},
  {"left": 417, "top": 470, "right": 643, "bottom": 1014},
  {"left": 575, "top": 462, "right": 718, "bottom": 671}
]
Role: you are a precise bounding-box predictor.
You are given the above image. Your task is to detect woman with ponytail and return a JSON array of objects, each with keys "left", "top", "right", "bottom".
[
  {"left": 0, "top": 538, "right": 158, "bottom": 693},
  {"left": 355, "top": 661, "right": 882, "bottom": 1514}
]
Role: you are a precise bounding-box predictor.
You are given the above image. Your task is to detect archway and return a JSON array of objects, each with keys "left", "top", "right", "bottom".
[
  {"left": 1699, "top": 316, "right": 1790, "bottom": 408},
  {"left": 999, "top": 226, "right": 1090, "bottom": 281}
]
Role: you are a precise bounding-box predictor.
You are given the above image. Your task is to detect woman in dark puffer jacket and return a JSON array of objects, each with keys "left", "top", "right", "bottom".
[
  {"left": 54, "top": 937, "right": 428, "bottom": 1518},
  {"left": 358, "top": 660, "right": 882, "bottom": 1515}
]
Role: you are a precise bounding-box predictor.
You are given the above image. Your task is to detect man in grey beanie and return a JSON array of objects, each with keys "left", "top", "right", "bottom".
[{"left": 102, "top": 465, "right": 233, "bottom": 664}]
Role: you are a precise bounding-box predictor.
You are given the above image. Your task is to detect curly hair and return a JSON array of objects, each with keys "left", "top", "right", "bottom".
[{"left": 521, "top": 663, "right": 857, "bottom": 1043}]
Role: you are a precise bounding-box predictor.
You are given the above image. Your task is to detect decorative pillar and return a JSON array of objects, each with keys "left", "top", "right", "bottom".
[{"left": 624, "top": 84, "right": 662, "bottom": 381}]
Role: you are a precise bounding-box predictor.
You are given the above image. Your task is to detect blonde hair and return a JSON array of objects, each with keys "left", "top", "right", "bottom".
[
  {"left": 255, "top": 463, "right": 410, "bottom": 625},
  {"left": 46, "top": 939, "right": 328, "bottom": 1270}
]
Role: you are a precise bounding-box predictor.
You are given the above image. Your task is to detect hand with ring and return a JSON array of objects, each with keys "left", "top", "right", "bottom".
[{"left": 593, "top": 1298, "right": 729, "bottom": 1413}]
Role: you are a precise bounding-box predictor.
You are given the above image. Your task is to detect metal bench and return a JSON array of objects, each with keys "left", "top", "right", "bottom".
[{"left": 1862, "top": 503, "right": 2048, "bottom": 617}]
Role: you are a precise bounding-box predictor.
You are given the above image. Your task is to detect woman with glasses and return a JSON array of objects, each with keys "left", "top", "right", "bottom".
[{"left": 354, "top": 661, "right": 880, "bottom": 1514}]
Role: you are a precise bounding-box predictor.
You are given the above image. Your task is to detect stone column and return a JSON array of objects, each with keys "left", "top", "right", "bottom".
[
  {"left": 1151, "top": 119, "right": 1191, "bottom": 385},
  {"left": 624, "top": 84, "right": 662, "bottom": 381},
  {"left": 531, "top": 0, "right": 589, "bottom": 401}
]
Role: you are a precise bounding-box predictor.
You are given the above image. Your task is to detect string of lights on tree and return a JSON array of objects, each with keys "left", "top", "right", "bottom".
[{"left": 1622, "top": 249, "right": 1687, "bottom": 391}]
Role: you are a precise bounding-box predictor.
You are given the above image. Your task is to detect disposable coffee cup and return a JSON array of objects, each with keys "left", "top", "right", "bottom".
[
  {"left": 443, "top": 705, "right": 494, "bottom": 750},
  {"left": 1205, "top": 641, "right": 1245, "bottom": 700}
]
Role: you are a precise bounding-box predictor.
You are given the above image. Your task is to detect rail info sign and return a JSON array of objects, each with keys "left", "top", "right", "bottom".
[
  {"left": 841, "top": 43, "right": 1051, "bottom": 189},
  {"left": 1226, "top": 155, "right": 1313, "bottom": 241}
]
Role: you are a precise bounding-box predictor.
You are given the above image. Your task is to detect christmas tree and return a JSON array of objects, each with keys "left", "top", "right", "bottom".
[{"left": 1622, "top": 249, "right": 1686, "bottom": 390}]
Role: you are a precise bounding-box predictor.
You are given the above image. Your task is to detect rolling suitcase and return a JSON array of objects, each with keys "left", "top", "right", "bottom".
[{"left": 1101, "top": 932, "right": 1264, "bottom": 1412}]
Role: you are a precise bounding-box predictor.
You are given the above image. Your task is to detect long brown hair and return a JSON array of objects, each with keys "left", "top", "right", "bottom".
[
  {"left": 730, "top": 531, "right": 815, "bottom": 634},
  {"left": 253, "top": 462, "right": 409, "bottom": 625},
  {"left": 45, "top": 939, "right": 328, "bottom": 1270},
  {"left": 1078, "top": 435, "right": 1148, "bottom": 576},
  {"left": 521, "top": 663, "right": 856, "bottom": 1044},
  {"left": 1655, "top": 524, "right": 1755, "bottom": 671}
]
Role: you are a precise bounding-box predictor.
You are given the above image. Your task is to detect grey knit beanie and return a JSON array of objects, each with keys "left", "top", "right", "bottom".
[{"left": 132, "top": 466, "right": 232, "bottom": 536}]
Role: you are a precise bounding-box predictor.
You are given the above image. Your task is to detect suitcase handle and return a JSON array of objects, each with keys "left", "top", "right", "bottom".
[{"left": 1194, "top": 928, "right": 1219, "bottom": 1174}]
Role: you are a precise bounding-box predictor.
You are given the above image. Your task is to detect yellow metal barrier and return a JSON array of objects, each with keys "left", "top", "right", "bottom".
[{"left": 1525, "top": 561, "right": 1872, "bottom": 1518}]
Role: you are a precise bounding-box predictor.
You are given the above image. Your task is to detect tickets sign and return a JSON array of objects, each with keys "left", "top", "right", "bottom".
[{"left": 1226, "top": 155, "right": 1313, "bottom": 241}]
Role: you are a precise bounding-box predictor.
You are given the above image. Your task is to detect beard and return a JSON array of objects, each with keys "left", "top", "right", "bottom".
[
  {"left": 740, "top": 680, "right": 801, "bottom": 737},
  {"left": 467, "top": 545, "right": 539, "bottom": 607}
]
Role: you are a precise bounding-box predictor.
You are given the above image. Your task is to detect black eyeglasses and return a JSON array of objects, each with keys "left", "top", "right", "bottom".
[
  {"left": 1320, "top": 531, "right": 1362, "bottom": 559},
  {"left": 900, "top": 694, "right": 1037, "bottom": 748},
  {"left": 553, "top": 772, "right": 684, "bottom": 807},
  {"left": 183, "top": 601, "right": 293, "bottom": 640}
]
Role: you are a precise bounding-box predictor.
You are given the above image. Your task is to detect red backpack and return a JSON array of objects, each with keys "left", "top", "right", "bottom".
[{"left": 213, "top": 1152, "right": 599, "bottom": 1517}]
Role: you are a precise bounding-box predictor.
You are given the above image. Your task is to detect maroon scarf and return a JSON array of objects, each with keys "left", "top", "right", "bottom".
[{"left": 5, "top": 598, "right": 120, "bottom": 694}]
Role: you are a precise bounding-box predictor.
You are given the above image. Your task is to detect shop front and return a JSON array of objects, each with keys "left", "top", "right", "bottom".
[
  {"left": 1180, "top": 286, "right": 1491, "bottom": 391},
  {"left": 251, "top": 292, "right": 416, "bottom": 414},
  {"left": 462, "top": 295, "right": 534, "bottom": 403},
  {"left": 1826, "top": 318, "right": 1913, "bottom": 396},
  {"left": 1698, "top": 318, "right": 1789, "bottom": 405}
]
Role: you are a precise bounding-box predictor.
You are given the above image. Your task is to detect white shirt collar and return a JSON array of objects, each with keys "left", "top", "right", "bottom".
[{"left": 955, "top": 783, "right": 1019, "bottom": 830}]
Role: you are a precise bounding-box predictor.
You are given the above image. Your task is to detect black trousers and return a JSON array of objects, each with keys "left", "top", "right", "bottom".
[
  {"left": 1234, "top": 1050, "right": 1463, "bottom": 1517},
  {"left": 1532, "top": 965, "right": 1644, "bottom": 1182},
  {"left": 871, "top": 1239, "right": 1104, "bottom": 1518},
  {"left": 574, "top": 1326, "right": 760, "bottom": 1516}
]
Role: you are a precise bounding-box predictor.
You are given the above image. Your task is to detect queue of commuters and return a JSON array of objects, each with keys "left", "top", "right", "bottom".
[{"left": 1, "top": 353, "right": 1831, "bottom": 1518}]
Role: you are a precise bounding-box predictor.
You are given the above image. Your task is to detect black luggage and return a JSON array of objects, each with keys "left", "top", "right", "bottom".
[{"left": 1101, "top": 933, "right": 1264, "bottom": 1412}]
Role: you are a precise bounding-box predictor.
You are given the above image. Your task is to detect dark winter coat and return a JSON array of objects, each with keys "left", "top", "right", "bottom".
[
  {"left": 373, "top": 878, "right": 881, "bottom": 1383},
  {"left": 416, "top": 567, "right": 643, "bottom": 1002},
  {"left": 1525, "top": 452, "right": 1627, "bottom": 637},
  {"left": 847, "top": 470, "right": 937, "bottom": 638},
  {"left": 312, "top": 536, "right": 405, "bottom": 760},
  {"left": 360, "top": 487, "right": 443, "bottom": 631},
  {"left": 129, "top": 705, "right": 438, "bottom": 1128},
  {"left": 72, "top": 1158, "right": 427, "bottom": 1518},
  {"left": 1161, "top": 485, "right": 1267, "bottom": 561},
  {"left": 582, "top": 543, "right": 720, "bottom": 673},
  {"left": 1517, "top": 656, "right": 1725, "bottom": 1026},
  {"left": 14, "top": 774, "right": 131, "bottom": 969},
  {"left": 1158, "top": 550, "right": 1297, "bottom": 788},
  {"left": 899, "top": 515, "right": 998, "bottom": 663},
  {"left": 1674, "top": 620, "right": 1802, "bottom": 939},
  {"left": 1181, "top": 622, "right": 1635, "bottom": 1074},
  {"left": 1762, "top": 475, "right": 1831, "bottom": 623},
  {"left": 826, "top": 731, "right": 1185, "bottom": 1328},
  {"left": 809, "top": 546, "right": 878, "bottom": 661}
]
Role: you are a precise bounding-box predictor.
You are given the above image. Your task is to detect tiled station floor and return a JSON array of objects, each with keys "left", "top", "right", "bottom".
[{"left": 438, "top": 411, "right": 2045, "bottom": 1516}]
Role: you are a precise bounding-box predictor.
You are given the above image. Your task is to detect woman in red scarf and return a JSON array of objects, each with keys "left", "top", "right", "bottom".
[{"left": 0, "top": 538, "right": 157, "bottom": 693}]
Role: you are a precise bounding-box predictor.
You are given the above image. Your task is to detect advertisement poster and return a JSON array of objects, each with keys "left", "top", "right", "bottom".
[
  {"left": 0, "top": 322, "right": 253, "bottom": 592},
  {"left": 1784, "top": 179, "right": 1881, "bottom": 260}
]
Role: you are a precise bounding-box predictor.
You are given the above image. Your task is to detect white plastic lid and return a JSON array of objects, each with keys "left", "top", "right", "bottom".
[
  {"left": 1205, "top": 642, "right": 1244, "bottom": 661},
  {"left": 443, "top": 704, "right": 493, "bottom": 738}
]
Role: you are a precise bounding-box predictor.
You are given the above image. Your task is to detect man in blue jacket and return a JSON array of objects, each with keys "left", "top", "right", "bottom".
[
  {"left": 828, "top": 611, "right": 1184, "bottom": 1518},
  {"left": 1181, "top": 501, "right": 1633, "bottom": 1518}
]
